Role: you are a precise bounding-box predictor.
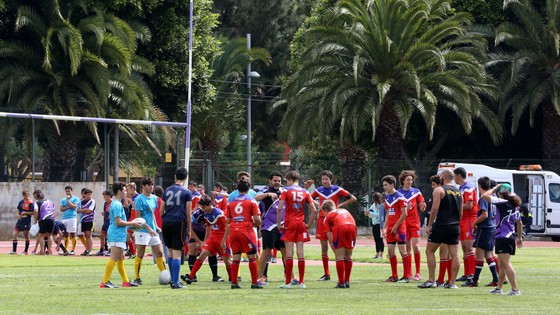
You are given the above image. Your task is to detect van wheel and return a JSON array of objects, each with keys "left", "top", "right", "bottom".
[{"left": 551, "top": 236, "right": 560, "bottom": 242}]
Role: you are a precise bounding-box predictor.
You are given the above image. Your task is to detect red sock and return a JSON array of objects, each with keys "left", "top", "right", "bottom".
[
  {"left": 494, "top": 256, "right": 500, "bottom": 274},
  {"left": 322, "top": 255, "right": 330, "bottom": 276},
  {"left": 344, "top": 259, "right": 353, "bottom": 283},
  {"left": 190, "top": 259, "right": 203, "bottom": 278},
  {"left": 437, "top": 259, "right": 448, "bottom": 283},
  {"left": 285, "top": 257, "right": 293, "bottom": 284},
  {"left": 183, "top": 243, "right": 189, "bottom": 255},
  {"left": 402, "top": 254, "right": 411, "bottom": 278},
  {"left": 231, "top": 260, "right": 240, "bottom": 284},
  {"left": 336, "top": 259, "right": 345, "bottom": 284},
  {"left": 226, "top": 265, "right": 232, "bottom": 282},
  {"left": 272, "top": 248, "right": 277, "bottom": 258},
  {"left": 249, "top": 258, "right": 258, "bottom": 285},
  {"left": 127, "top": 241, "right": 136, "bottom": 255},
  {"left": 414, "top": 251, "right": 421, "bottom": 275},
  {"left": 463, "top": 257, "right": 469, "bottom": 277},
  {"left": 468, "top": 253, "right": 476, "bottom": 276},
  {"left": 298, "top": 258, "right": 306, "bottom": 284},
  {"left": 389, "top": 255, "right": 398, "bottom": 278},
  {"left": 446, "top": 259, "right": 452, "bottom": 282}
]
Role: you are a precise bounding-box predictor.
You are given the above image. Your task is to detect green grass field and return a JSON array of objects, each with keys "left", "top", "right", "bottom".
[{"left": 1, "top": 246, "right": 558, "bottom": 314}]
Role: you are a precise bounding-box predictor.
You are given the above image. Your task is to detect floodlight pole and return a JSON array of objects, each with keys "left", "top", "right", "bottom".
[{"left": 184, "top": 0, "right": 194, "bottom": 180}]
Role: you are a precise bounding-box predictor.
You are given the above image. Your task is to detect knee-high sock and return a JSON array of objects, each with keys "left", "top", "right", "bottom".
[
  {"left": 190, "top": 258, "right": 203, "bottom": 278},
  {"left": 285, "top": 257, "right": 293, "bottom": 284},
  {"left": 79, "top": 235, "right": 87, "bottom": 247},
  {"left": 298, "top": 258, "right": 306, "bottom": 284},
  {"left": 249, "top": 258, "right": 258, "bottom": 285},
  {"left": 463, "top": 257, "right": 469, "bottom": 277},
  {"left": 64, "top": 236, "right": 69, "bottom": 249},
  {"left": 263, "top": 261, "right": 269, "bottom": 278},
  {"left": 414, "top": 250, "right": 421, "bottom": 275},
  {"left": 134, "top": 257, "right": 142, "bottom": 279},
  {"left": 231, "top": 260, "right": 240, "bottom": 285},
  {"left": 322, "top": 255, "right": 330, "bottom": 276},
  {"left": 171, "top": 259, "right": 181, "bottom": 285},
  {"left": 127, "top": 240, "right": 136, "bottom": 255},
  {"left": 336, "top": 259, "right": 345, "bottom": 284},
  {"left": 494, "top": 256, "right": 500, "bottom": 275},
  {"left": 72, "top": 237, "right": 77, "bottom": 250},
  {"left": 188, "top": 254, "right": 198, "bottom": 272},
  {"left": 116, "top": 259, "right": 129, "bottom": 283},
  {"left": 102, "top": 259, "right": 116, "bottom": 283},
  {"left": 402, "top": 254, "right": 411, "bottom": 278},
  {"left": 156, "top": 256, "right": 166, "bottom": 272},
  {"left": 24, "top": 240, "right": 30, "bottom": 252},
  {"left": 167, "top": 257, "right": 174, "bottom": 279},
  {"left": 437, "top": 259, "right": 449, "bottom": 283},
  {"left": 208, "top": 255, "right": 218, "bottom": 277},
  {"left": 472, "top": 260, "right": 484, "bottom": 284},
  {"left": 487, "top": 257, "right": 499, "bottom": 283},
  {"left": 12, "top": 239, "right": 18, "bottom": 252},
  {"left": 226, "top": 265, "right": 232, "bottom": 282},
  {"left": 467, "top": 253, "right": 476, "bottom": 276},
  {"left": 389, "top": 255, "right": 398, "bottom": 278},
  {"left": 344, "top": 259, "right": 353, "bottom": 283}
]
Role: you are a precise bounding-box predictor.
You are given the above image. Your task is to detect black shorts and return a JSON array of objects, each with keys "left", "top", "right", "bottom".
[
  {"left": 101, "top": 221, "right": 110, "bottom": 233},
  {"left": 39, "top": 219, "right": 55, "bottom": 234},
  {"left": 81, "top": 221, "right": 94, "bottom": 232},
  {"left": 261, "top": 229, "right": 285, "bottom": 250},
  {"left": 495, "top": 238, "right": 516, "bottom": 255},
  {"left": 473, "top": 228, "right": 495, "bottom": 251},
  {"left": 428, "top": 225, "right": 460, "bottom": 245},
  {"left": 162, "top": 221, "right": 188, "bottom": 251},
  {"left": 15, "top": 217, "right": 32, "bottom": 231},
  {"left": 189, "top": 229, "right": 205, "bottom": 243}
]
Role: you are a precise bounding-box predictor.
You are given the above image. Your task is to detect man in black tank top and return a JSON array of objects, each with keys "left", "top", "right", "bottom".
[{"left": 418, "top": 170, "right": 463, "bottom": 289}]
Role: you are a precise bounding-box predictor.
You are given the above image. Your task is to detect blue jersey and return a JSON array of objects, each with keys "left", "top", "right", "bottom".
[
  {"left": 107, "top": 199, "right": 127, "bottom": 243},
  {"left": 227, "top": 189, "right": 257, "bottom": 203},
  {"left": 162, "top": 184, "right": 192, "bottom": 223},
  {"left": 134, "top": 193, "right": 158, "bottom": 233},
  {"left": 477, "top": 198, "right": 496, "bottom": 229},
  {"left": 191, "top": 208, "right": 206, "bottom": 234},
  {"left": 61, "top": 196, "right": 81, "bottom": 220}
]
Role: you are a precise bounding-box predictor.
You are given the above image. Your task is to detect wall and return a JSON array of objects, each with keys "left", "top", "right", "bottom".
[{"left": 0, "top": 182, "right": 107, "bottom": 240}]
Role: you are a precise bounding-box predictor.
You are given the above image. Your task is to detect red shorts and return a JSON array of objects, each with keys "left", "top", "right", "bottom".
[
  {"left": 332, "top": 225, "right": 357, "bottom": 249},
  {"left": 281, "top": 220, "right": 311, "bottom": 243},
  {"left": 406, "top": 222, "right": 421, "bottom": 241},
  {"left": 460, "top": 217, "right": 475, "bottom": 241},
  {"left": 386, "top": 224, "right": 406, "bottom": 244},
  {"left": 229, "top": 229, "right": 258, "bottom": 254},
  {"left": 315, "top": 216, "right": 328, "bottom": 240},
  {"left": 203, "top": 236, "right": 231, "bottom": 257}
]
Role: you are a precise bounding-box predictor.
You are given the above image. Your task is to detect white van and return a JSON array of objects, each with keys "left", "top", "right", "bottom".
[{"left": 437, "top": 162, "right": 560, "bottom": 241}]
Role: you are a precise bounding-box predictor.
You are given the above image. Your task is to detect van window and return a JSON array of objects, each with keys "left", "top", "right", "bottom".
[{"left": 549, "top": 184, "right": 560, "bottom": 203}]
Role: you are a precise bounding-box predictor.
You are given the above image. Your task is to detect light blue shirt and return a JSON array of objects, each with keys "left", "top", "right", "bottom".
[
  {"left": 134, "top": 193, "right": 158, "bottom": 233},
  {"left": 107, "top": 199, "right": 127, "bottom": 243},
  {"left": 60, "top": 196, "right": 81, "bottom": 220},
  {"left": 227, "top": 189, "right": 257, "bottom": 203}
]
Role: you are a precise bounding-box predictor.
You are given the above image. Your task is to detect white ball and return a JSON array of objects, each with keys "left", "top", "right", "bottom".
[
  {"left": 129, "top": 218, "right": 146, "bottom": 231},
  {"left": 158, "top": 270, "right": 171, "bottom": 285},
  {"left": 29, "top": 223, "right": 39, "bottom": 237}
]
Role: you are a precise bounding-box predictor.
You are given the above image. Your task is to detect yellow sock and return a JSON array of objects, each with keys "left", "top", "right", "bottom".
[
  {"left": 134, "top": 257, "right": 142, "bottom": 279},
  {"left": 64, "top": 236, "right": 69, "bottom": 249},
  {"left": 117, "top": 259, "right": 129, "bottom": 283},
  {"left": 102, "top": 259, "right": 116, "bottom": 283},
  {"left": 79, "top": 236, "right": 86, "bottom": 247},
  {"left": 156, "top": 257, "right": 166, "bottom": 272},
  {"left": 72, "top": 237, "right": 77, "bottom": 250}
]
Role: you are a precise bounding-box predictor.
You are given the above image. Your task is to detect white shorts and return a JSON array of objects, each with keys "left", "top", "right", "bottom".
[
  {"left": 133, "top": 231, "right": 162, "bottom": 247},
  {"left": 108, "top": 242, "right": 127, "bottom": 250},
  {"left": 62, "top": 218, "right": 77, "bottom": 233},
  {"left": 77, "top": 222, "right": 83, "bottom": 236}
]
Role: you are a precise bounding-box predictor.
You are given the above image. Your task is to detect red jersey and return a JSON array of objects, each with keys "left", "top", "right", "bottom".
[
  {"left": 324, "top": 209, "right": 356, "bottom": 231},
  {"left": 280, "top": 185, "right": 313, "bottom": 224},
  {"left": 312, "top": 185, "right": 351, "bottom": 218},
  {"left": 214, "top": 195, "right": 228, "bottom": 212},
  {"left": 459, "top": 182, "right": 478, "bottom": 220},
  {"left": 398, "top": 187, "right": 424, "bottom": 225},
  {"left": 154, "top": 197, "right": 163, "bottom": 227},
  {"left": 191, "top": 191, "right": 201, "bottom": 212},
  {"left": 226, "top": 194, "right": 260, "bottom": 231},
  {"left": 385, "top": 191, "right": 407, "bottom": 228}
]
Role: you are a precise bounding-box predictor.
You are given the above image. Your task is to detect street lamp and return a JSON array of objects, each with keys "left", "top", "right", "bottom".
[{"left": 247, "top": 33, "right": 260, "bottom": 184}]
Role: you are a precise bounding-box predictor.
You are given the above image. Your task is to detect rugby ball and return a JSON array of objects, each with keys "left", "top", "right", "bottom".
[
  {"left": 130, "top": 218, "right": 146, "bottom": 231},
  {"left": 158, "top": 270, "right": 171, "bottom": 285},
  {"left": 29, "top": 223, "right": 39, "bottom": 237}
]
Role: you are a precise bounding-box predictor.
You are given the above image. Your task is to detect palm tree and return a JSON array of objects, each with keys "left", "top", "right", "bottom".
[
  {"left": 491, "top": 0, "right": 560, "bottom": 172},
  {"left": 280, "top": 0, "right": 501, "bottom": 191},
  {"left": 0, "top": 0, "right": 170, "bottom": 181}
]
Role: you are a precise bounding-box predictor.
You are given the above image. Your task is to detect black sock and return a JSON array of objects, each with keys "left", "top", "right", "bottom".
[
  {"left": 59, "top": 243, "right": 67, "bottom": 253},
  {"left": 264, "top": 261, "right": 269, "bottom": 278},
  {"left": 12, "top": 240, "right": 17, "bottom": 252},
  {"left": 188, "top": 254, "right": 198, "bottom": 271},
  {"left": 208, "top": 255, "right": 218, "bottom": 277},
  {"left": 24, "top": 241, "right": 30, "bottom": 252}
]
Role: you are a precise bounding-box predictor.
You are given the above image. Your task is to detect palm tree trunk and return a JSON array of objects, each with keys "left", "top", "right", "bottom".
[
  {"left": 542, "top": 102, "right": 560, "bottom": 173},
  {"left": 337, "top": 144, "right": 367, "bottom": 195},
  {"left": 375, "top": 106, "right": 404, "bottom": 161},
  {"left": 42, "top": 135, "right": 78, "bottom": 182}
]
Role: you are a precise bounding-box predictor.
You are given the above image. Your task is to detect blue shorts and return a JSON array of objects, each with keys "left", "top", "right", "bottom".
[
  {"left": 473, "top": 228, "right": 495, "bottom": 251},
  {"left": 15, "top": 217, "right": 32, "bottom": 231}
]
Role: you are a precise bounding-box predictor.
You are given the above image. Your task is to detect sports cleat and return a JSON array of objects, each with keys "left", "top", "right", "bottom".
[
  {"left": 335, "top": 283, "right": 346, "bottom": 289},
  {"left": 507, "top": 289, "right": 521, "bottom": 296},
  {"left": 413, "top": 273, "right": 422, "bottom": 281},
  {"left": 385, "top": 276, "right": 399, "bottom": 282},
  {"left": 80, "top": 251, "right": 90, "bottom": 256},
  {"left": 318, "top": 274, "right": 331, "bottom": 281},
  {"left": 455, "top": 275, "right": 468, "bottom": 282},
  {"left": 9, "top": 251, "right": 16, "bottom": 255},
  {"left": 462, "top": 279, "right": 478, "bottom": 287},
  {"left": 171, "top": 282, "right": 185, "bottom": 289},
  {"left": 94, "top": 251, "right": 105, "bottom": 256},
  {"left": 485, "top": 281, "right": 498, "bottom": 287},
  {"left": 212, "top": 276, "right": 224, "bottom": 282},
  {"left": 133, "top": 278, "right": 143, "bottom": 286},
  {"left": 299, "top": 283, "right": 307, "bottom": 289},
  {"left": 418, "top": 280, "right": 437, "bottom": 288},
  {"left": 231, "top": 283, "right": 241, "bottom": 289},
  {"left": 344, "top": 282, "right": 350, "bottom": 288},
  {"left": 122, "top": 281, "right": 138, "bottom": 287},
  {"left": 444, "top": 283, "right": 458, "bottom": 289},
  {"left": 100, "top": 281, "right": 117, "bottom": 288},
  {"left": 251, "top": 283, "right": 263, "bottom": 289},
  {"left": 20, "top": 251, "right": 28, "bottom": 255},
  {"left": 397, "top": 277, "right": 409, "bottom": 283},
  {"left": 277, "top": 283, "right": 293, "bottom": 289},
  {"left": 436, "top": 281, "right": 446, "bottom": 288},
  {"left": 489, "top": 288, "right": 503, "bottom": 295},
  {"left": 180, "top": 274, "right": 192, "bottom": 285},
  {"left": 69, "top": 250, "right": 75, "bottom": 255},
  {"left": 271, "top": 257, "right": 277, "bottom": 263}
]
